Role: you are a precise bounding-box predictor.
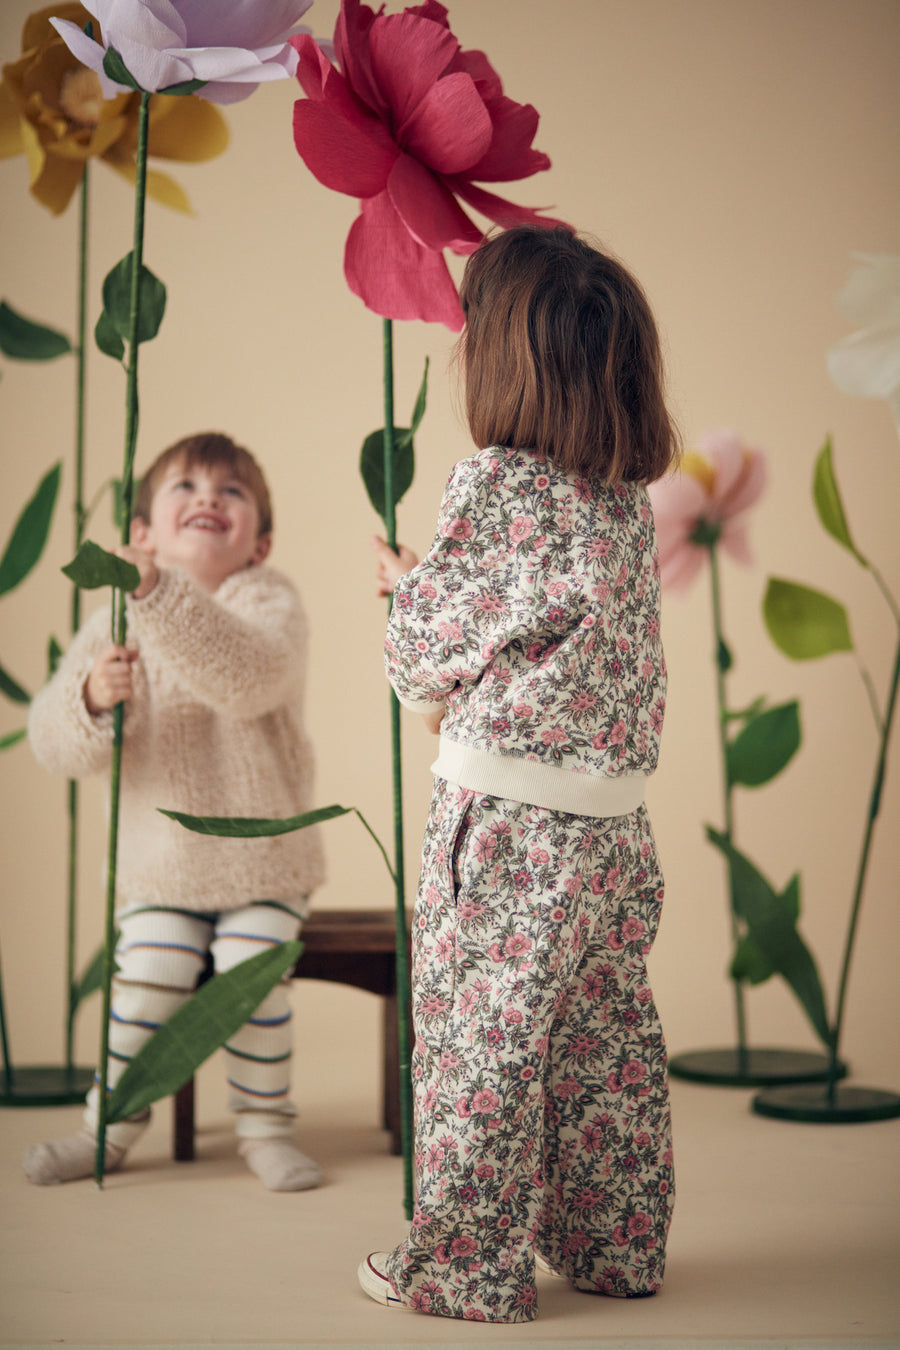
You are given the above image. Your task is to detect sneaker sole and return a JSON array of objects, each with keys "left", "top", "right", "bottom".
[{"left": 357, "top": 1254, "right": 403, "bottom": 1308}]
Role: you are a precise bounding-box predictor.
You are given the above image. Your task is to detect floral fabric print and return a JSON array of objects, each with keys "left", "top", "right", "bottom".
[
  {"left": 386, "top": 779, "right": 674, "bottom": 1323},
  {"left": 385, "top": 445, "right": 666, "bottom": 786}
]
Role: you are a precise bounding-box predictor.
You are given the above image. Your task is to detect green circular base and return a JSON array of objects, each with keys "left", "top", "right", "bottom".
[
  {"left": 668, "top": 1047, "right": 846, "bottom": 1089},
  {"left": 752, "top": 1083, "right": 900, "bottom": 1124},
  {"left": 0, "top": 1065, "right": 94, "bottom": 1107}
]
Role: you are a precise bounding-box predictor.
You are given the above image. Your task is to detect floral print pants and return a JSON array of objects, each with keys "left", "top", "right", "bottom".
[{"left": 385, "top": 779, "right": 674, "bottom": 1323}]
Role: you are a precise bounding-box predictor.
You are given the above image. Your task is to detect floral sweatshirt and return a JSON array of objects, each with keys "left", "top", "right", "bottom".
[
  {"left": 28, "top": 563, "right": 324, "bottom": 913},
  {"left": 385, "top": 446, "right": 666, "bottom": 818}
]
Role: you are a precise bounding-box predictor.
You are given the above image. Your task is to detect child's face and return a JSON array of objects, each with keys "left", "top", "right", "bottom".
[{"left": 131, "top": 459, "right": 270, "bottom": 592}]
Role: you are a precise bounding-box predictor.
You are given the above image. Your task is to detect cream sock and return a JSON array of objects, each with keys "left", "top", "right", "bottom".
[
  {"left": 21, "top": 1129, "right": 127, "bottom": 1186},
  {"left": 237, "top": 1139, "right": 322, "bottom": 1192}
]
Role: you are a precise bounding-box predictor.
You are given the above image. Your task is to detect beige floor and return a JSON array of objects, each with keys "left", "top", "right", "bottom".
[{"left": 2, "top": 984, "right": 899, "bottom": 1350}]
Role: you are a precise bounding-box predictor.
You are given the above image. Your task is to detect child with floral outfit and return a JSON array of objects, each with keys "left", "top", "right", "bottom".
[
  {"left": 24, "top": 433, "right": 324, "bottom": 1192},
  {"left": 360, "top": 226, "right": 680, "bottom": 1321}
]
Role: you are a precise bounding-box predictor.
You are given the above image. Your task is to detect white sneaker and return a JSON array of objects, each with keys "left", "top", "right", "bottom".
[
  {"left": 357, "top": 1252, "right": 403, "bottom": 1308},
  {"left": 535, "top": 1250, "right": 564, "bottom": 1278}
]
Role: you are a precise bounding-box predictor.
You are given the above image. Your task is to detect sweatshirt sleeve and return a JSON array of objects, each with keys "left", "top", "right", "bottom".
[
  {"left": 125, "top": 564, "right": 304, "bottom": 718},
  {"left": 384, "top": 451, "right": 561, "bottom": 711},
  {"left": 27, "top": 606, "right": 135, "bottom": 779}
]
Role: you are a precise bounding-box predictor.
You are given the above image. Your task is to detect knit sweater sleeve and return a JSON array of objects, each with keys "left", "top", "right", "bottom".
[
  {"left": 385, "top": 449, "right": 559, "bottom": 711},
  {"left": 125, "top": 563, "right": 304, "bottom": 718},
  {"left": 27, "top": 605, "right": 145, "bottom": 779}
]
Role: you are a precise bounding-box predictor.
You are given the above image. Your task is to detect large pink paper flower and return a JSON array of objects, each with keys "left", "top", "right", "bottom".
[
  {"left": 291, "top": 0, "right": 564, "bottom": 329},
  {"left": 50, "top": 0, "right": 320, "bottom": 105},
  {"left": 648, "top": 429, "right": 767, "bottom": 593}
]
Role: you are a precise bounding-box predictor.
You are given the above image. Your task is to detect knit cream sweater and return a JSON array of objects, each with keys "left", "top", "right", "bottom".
[{"left": 28, "top": 563, "right": 325, "bottom": 913}]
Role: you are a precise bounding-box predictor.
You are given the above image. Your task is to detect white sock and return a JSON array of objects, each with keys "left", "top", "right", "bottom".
[
  {"left": 21, "top": 1129, "right": 127, "bottom": 1186},
  {"left": 237, "top": 1139, "right": 322, "bottom": 1192}
]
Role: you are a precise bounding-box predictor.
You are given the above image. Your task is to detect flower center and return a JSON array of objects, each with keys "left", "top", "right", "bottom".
[{"left": 59, "top": 68, "right": 104, "bottom": 127}]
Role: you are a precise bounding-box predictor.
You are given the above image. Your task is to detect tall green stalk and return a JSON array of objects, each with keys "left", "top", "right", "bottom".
[
  {"left": 826, "top": 633, "right": 900, "bottom": 1102},
  {"left": 0, "top": 960, "right": 11, "bottom": 1093},
  {"left": 65, "top": 163, "right": 90, "bottom": 1074},
  {"left": 707, "top": 543, "right": 748, "bottom": 1066},
  {"left": 94, "top": 93, "right": 150, "bottom": 1186},
  {"left": 381, "top": 318, "right": 413, "bottom": 1220}
]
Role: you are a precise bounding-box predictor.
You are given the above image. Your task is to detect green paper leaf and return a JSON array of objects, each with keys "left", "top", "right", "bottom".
[
  {"left": 730, "top": 932, "right": 775, "bottom": 985},
  {"left": 106, "top": 940, "right": 302, "bottom": 1123},
  {"left": 102, "top": 45, "right": 143, "bottom": 92},
  {"left": 813, "top": 438, "right": 868, "bottom": 567},
  {"left": 725, "top": 695, "right": 767, "bottom": 725},
  {"left": 0, "top": 462, "right": 61, "bottom": 597},
  {"left": 0, "top": 659, "right": 30, "bottom": 705},
  {"left": 47, "top": 635, "right": 63, "bottom": 678},
  {"left": 0, "top": 728, "right": 26, "bottom": 751},
  {"left": 159, "top": 802, "right": 353, "bottom": 837},
  {"left": 102, "top": 253, "right": 167, "bottom": 345},
  {"left": 0, "top": 301, "right": 71, "bottom": 361},
  {"left": 359, "top": 360, "right": 426, "bottom": 522},
  {"left": 764, "top": 578, "right": 853, "bottom": 661},
  {"left": 409, "top": 357, "right": 430, "bottom": 436},
  {"left": 707, "top": 828, "right": 829, "bottom": 1045},
  {"left": 159, "top": 77, "right": 207, "bottom": 96},
  {"left": 70, "top": 941, "right": 109, "bottom": 1015},
  {"left": 726, "top": 700, "right": 801, "bottom": 787},
  {"left": 780, "top": 872, "right": 801, "bottom": 924},
  {"left": 729, "top": 875, "right": 799, "bottom": 984},
  {"left": 716, "top": 637, "right": 733, "bottom": 673},
  {"left": 95, "top": 309, "right": 125, "bottom": 361},
  {"left": 62, "top": 539, "right": 140, "bottom": 592},
  {"left": 360, "top": 428, "right": 415, "bottom": 522}
]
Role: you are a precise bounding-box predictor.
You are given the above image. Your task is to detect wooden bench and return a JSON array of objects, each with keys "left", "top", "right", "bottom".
[{"left": 172, "top": 908, "right": 408, "bottom": 1160}]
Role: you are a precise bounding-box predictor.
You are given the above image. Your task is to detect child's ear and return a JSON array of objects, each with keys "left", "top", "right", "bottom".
[
  {"left": 251, "top": 534, "right": 272, "bottom": 566},
  {"left": 130, "top": 518, "right": 155, "bottom": 552}
]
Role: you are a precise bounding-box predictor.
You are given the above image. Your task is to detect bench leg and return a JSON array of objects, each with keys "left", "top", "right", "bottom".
[{"left": 173, "top": 1078, "right": 196, "bottom": 1162}]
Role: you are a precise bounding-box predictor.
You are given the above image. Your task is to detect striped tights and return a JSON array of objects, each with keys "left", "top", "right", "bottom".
[{"left": 85, "top": 900, "right": 305, "bottom": 1149}]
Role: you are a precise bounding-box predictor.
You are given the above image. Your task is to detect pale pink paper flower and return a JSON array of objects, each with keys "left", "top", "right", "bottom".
[
  {"left": 51, "top": 0, "right": 321, "bottom": 105},
  {"left": 648, "top": 429, "right": 767, "bottom": 593}
]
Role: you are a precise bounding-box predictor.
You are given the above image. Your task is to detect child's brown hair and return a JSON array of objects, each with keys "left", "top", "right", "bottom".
[
  {"left": 133, "top": 432, "right": 273, "bottom": 535},
  {"left": 458, "top": 226, "right": 680, "bottom": 484}
]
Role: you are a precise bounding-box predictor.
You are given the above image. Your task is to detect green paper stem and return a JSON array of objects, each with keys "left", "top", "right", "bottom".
[
  {"left": 0, "top": 949, "right": 12, "bottom": 1092},
  {"left": 382, "top": 318, "right": 413, "bottom": 1220},
  {"left": 709, "top": 544, "right": 748, "bottom": 1063},
  {"left": 66, "top": 163, "right": 89, "bottom": 1072},
  {"left": 95, "top": 92, "right": 151, "bottom": 1188},
  {"left": 827, "top": 632, "right": 900, "bottom": 1103}
]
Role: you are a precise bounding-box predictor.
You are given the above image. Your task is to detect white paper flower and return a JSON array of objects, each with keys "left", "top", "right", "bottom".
[
  {"left": 827, "top": 252, "right": 900, "bottom": 435},
  {"left": 50, "top": 0, "right": 319, "bottom": 104}
]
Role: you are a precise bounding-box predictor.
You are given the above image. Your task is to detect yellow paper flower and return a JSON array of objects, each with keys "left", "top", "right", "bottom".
[{"left": 0, "top": 3, "right": 229, "bottom": 214}]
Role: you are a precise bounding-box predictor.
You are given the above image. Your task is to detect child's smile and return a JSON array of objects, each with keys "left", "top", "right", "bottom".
[{"left": 131, "top": 460, "right": 270, "bottom": 592}]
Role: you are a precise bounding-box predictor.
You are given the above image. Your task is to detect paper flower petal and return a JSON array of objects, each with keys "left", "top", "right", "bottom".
[
  {"left": 719, "top": 520, "right": 755, "bottom": 568},
  {"left": 648, "top": 429, "right": 768, "bottom": 593},
  {"left": 368, "top": 10, "right": 460, "bottom": 126},
  {"left": 388, "top": 152, "right": 482, "bottom": 252},
  {"left": 345, "top": 191, "right": 464, "bottom": 329},
  {"left": 144, "top": 93, "right": 228, "bottom": 160},
  {"left": 295, "top": 0, "right": 563, "bottom": 327},
  {"left": 293, "top": 99, "right": 395, "bottom": 198},
  {"left": 827, "top": 326, "right": 900, "bottom": 403},
  {"left": 834, "top": 253, "right": 900, "bottom": 327},
  {"left": 402, "top": 72, "right": 492, "bottom": 175},
  {"left": 52, "top": 0, "right": 315, "bottom": 99}
]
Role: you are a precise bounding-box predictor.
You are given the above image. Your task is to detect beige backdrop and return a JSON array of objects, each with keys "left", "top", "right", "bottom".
[{"left": 1, "top": 0, "right": 898, "bottom": 1093}]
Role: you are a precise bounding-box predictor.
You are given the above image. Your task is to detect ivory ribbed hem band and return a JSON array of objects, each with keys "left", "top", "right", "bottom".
[{"left": 430, "top": 737, "right": 648, "bottom": 819}]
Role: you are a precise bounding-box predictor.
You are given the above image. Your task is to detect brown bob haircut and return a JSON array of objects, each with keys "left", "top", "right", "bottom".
[
  {"left": 133, "top": 432, "right": 273, "bottom": 536},
  {"left": 458, "top": 226, "right": 680, "bottom": 484}
]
